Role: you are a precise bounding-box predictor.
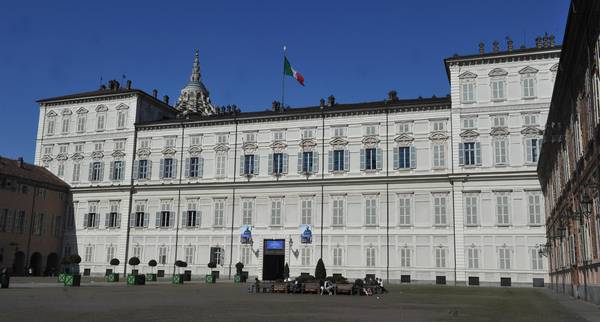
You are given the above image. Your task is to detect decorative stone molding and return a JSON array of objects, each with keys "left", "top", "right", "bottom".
[
  {"left": 137, "top": 148, "right": 151, "bottom": 158},
  {"left": 394, "top": 134, "right": 415, "bottom": 146},
  {"left": 111, "top": 150, "right": 126, "bottom": 159},
  {"left": 270, "top": 141, "right": 287, "bottom": 153},
  {"left": 460, "top": 129, "right": 480, "bottom": 142},
  {"left": 362, "top": 136, "right": 380, "bottom": 148},
  {"left": 213, "top": 144, "right": 230, "bottom": 152},
  {"left": 188, "top": 146, "right": 203, "bottom": 156},
  {"left": 46, "top": 110, "right": 58, "bottom": 117},
  {"left": 41, "top": 155, "right": 53, "bottom": 163},
  {"left": 490, "top": 127, "right": 510, "bottom": 137},
  {"left": 115, "top": 103, "right": 129, "bottom": 110},
  {"left": 76, "top": 107, "right": 88, "bottom": 114},
  {"left": 519, "top": 66, "right": 539, "bottom": 74},
  {"left": 488, "top": 68, "right": 508, "bottom": 77},
  {"left": 56, "top": 153, "right": 68, "bottom": 161},
  {"left": 329, "top": 137, "right": 349, "bottom": 149},
  {"left": 71, "top": 153, "right": 84, "bottom": 161},
  {"left": 550, "top": 63, "right": 559, "bottom": 72},
  {"left": 428, "top": 132, "right": 449, "bottom": 142},
  {"left": 161, "top": 147, "right": 177, "bottom": 156},
  {"left": 91, "top": 151, "right": 104, "bottom": 159},
  {"left": 96, "top": 104, "right": 109, "bottom": 112},
  {"left": 458, "top": 71, "right": 477, "bottom": 79},
  {"left": 521, "top": 126, "right": 543, "bottom": 137},
  {"left": 300, "top": 139, "right": 317, "bottom": 151},
  {"left": 242, "top": 142, "right": 258, "bottom": 154},
  {"left": 61, "top": 109, "right": 72, "bottom": 115}
]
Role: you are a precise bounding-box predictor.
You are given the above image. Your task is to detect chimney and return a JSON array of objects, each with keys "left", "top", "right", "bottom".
[
  {"left": 272, "top": 101, "right": 280, "bottom": 111},
  {"left": 543, "top": 32, "right": 549, "bottom": 48},
  {"left": 535, "top": 36, "right": 542, "bottom": 48},
  {"left": 17, "top": 157, "right": 23, "bottom": 168},
  {"left": 506, "top": 37, "right": 513, "bottom": 52},
  {"left": 126, "top": 80, "right": 132, "bottom": 90},
  {"left": 327, "top": 95, "right": 335, "bottom": 107},
  {"left": 319, "top": 98, "right": 325, "bottom": 109},
  {"left": 152, "top": 89, "right": 158, "bottom": 98},
  {"left": 388, "top": 90, "right": 398, "bottom": 101},
  {"left": 478, "top": 42, "right": 485, "bottom": 54},
  {"left": 163, "top": 95, "right": 169, "bottom": 104},
  {"left": 549, "top": 34, "right": 555, "bottom": 47},
  {"left": 492, "top": 41, "right": 500, "bottom": 53}
]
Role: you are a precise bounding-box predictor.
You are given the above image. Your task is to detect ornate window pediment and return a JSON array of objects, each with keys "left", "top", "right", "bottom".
[
  {"left": 490, "top": 127, "right": 510, "bottom": 137},
  {"left": 550, "top": 63, "right": 559, "bottom": 72},
  {"left": 91, "top": 151, "right": 104, "bottom": 159},
  {"left": 394, "top": 134, "right": 415, "bottom": 147},
  {"left": 213, "top": 144, "right": 230, "bottom": 152},
  {"left": 242, "top": 142, "right": 258, "bottom": 154},
  {"left": 115, "top": 103, "right": 129, "bottom": 110},
  {"left": 76, "top": 107, "right": 88, "bottom": 114},
  {"left": 459, "top": 71, "right": 477, "bottom": 79},
  {"left": 41, "top": 155, "right": 53, "bottom": 163},
  {"left": 488, "top": 68, "right": 508, "bottom": 77},
  {"left": 61, "top": 109, "right": 72, "bottom": 116},
  {"left": 300, "top": 138, "right": 317, "bottom": 151},
  {"left": 56, "top": 153, "right": 68, "bottom": 161},
  {"left": 46, "top": 110, "right": 58, "bottom": 117},
  {"left": 188, "top": 146, "right": 203, "bottom": 156},
  {"left": 362, "top": 136, "right": 380, "bottom": 148},
  {"left": 71, "top": 152, "right": 84, "bottom": 161},
  {"left": 270, "top": 141, "right": 287, "bottom": 153},
  {"left": 519, "top": 66, "right": 539, "bottom": 74},
  {"left": 96, "top": 104, "right": 109, "bottom": 112},
  {"left": 161, "top": 147, "right": 177, "bottom": 156},
  {"left": 460, "top": 129, "right": 480, "bottom": 142},
  {"left": 521, "top": 126, "right": 543, "bottom": 137},
  {"left": 329, "top": 137, "right": 349, "bottom": 149},
  {"left": 111, "top": 150, "right": 126, "bottom": 159},
  {"left": 137, "top": 148, "right": 151, "bottom": 158},
  {"left": 428, "top": 132, "right": 449, "bottom": 141}
]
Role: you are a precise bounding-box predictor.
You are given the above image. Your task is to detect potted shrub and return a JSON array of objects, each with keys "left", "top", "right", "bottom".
[
  {"left": 106, "top": 258, "right": 120, "bottom": 282},
  {"left": 58, "top": 256, "right": 71, "bottom": 283},
  {"left": 315, "top": 258, "right": 327, "bottom": 281},
  {"left": 173, "top": 260, "right": 187, "bottom": 284},
  {"left": 234, "top": 262, "right": 244, "bottom": 283},
  {"left": 127, "top": 257, "right": 145, "bottom": 285},
  {"left": 147, "top": 260, "right": 157, "bottom": 282},
  {"left": 206, "top": 261, "right": 217, "bottom": 283},
  {"left": 63, "top": 255, "right": 81, "bottom": 287}
]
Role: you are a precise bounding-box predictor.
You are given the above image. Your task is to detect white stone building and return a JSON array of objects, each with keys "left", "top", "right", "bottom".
[{"left": 34, "top": 42, "right": 560, "bottom": 285}]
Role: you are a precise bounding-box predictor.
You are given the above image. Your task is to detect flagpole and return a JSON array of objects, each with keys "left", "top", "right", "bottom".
[{"left": 282, "top": 45, "right": 286, "bottom": 109}]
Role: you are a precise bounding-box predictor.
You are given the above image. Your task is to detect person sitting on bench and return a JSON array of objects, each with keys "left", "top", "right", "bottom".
[{"left": 320, "top": 280, "right": 334, "bottom": 295}]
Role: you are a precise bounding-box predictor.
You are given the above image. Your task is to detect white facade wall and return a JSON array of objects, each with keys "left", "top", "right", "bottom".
[{"left": 35, "top": 48, "right": 559, "bottom": 284}]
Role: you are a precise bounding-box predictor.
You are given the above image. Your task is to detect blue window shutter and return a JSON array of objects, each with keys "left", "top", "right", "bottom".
[
  {"left": 376, "top": 148, "right": 383, "bottom": 170},
  {"left": 313, "top": 152, "right": 319, "bottom": 173},
  {"left": 156, "top": 212, "right": 161, "bottom": 227},
  {"left": 283, "top": 154, "right": 289, "bottom": 173},
  {"left": 198, "top": 157, "right": 204, "bottom": 178},
  {"left": 268, "top": 154, "right": 273, "bottom": 174},
  {"left": 475, "top": 142, "right": 482, "bottom": 165},
  {"left": 344, "top": 150, "right": 350, "bottom": 171},
  {"left": 109, "top": 162, "right": 114, "bottom": 180},
  {"left": 129, "top": 213, "right": 135, "bottom": 227},
  {"left": 360, "top": 149, "right": 366, "bottom": 171},
  {"left": 254, "top": 155, "right": 260, "bottom": 175},
  {"left": 132, "top": 160, "right": 138, "bottom": 179},
  {"left": 410, "top": 146, "right": 417, "bottom": 169},
  {"left": 458, "top": 143, "right": 464, "bottom": 165},
  {"left": 143, "top": 213, "right": 149, "bottom": 227},
  {"left": 185, "top": 158, "right": 190, "bottom": 177},
  {"left": 83, "top": 213, "right": 88, "bottom": 228},
  {"left": 239, "top": 155, "right": 245, "bottom": 175},
  {"left": 393, "top": 147, "right": 399, "bottom": 170},
  {"left": 159, "top": 159, "right": 164, "bottom": 179},
  {"left": 297, "top": 152, "right": 303, "bottom": 173},
  {"left": 328, "top": 151, "right": 333, "bottom": 172}
]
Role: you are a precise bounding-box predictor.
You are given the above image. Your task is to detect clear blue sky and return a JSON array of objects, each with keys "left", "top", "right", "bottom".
[{"left": 0, "top": 0, "right": 569, "bottom": 162}]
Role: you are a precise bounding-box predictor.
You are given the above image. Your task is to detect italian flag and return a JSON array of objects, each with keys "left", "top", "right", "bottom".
[{"left": 284, "top": 56, "right": 304, "bottom": 86}]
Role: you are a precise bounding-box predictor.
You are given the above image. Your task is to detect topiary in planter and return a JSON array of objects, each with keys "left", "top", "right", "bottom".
[
  {"left": 173, "top": 260, "right": 187, "bottom": 284},
  {"left": 315, "top": 258, "right": 326, "bottom": 281},
  {"left": 58, "top": 257, "right": 71, "bottom": 283},
  {"left": 128, "top": 257, "right": 140, "bottom": 274},
  {"left": 106, "top": 258, "right": 121, "bottom": 282},
  {"left": 146, "top": 259, "right": 158, "bottom": 282},
  {"left": 127, "top": 257, "right": 144, "bottom": 285},
  {"left": 234, "top": 262, "right": 245, "bottom": 283},
  {"left": 206, "top": 261, "right": 217, "bottom": 283},
  {"left": 235, "top": 262, "right": 244, "bottom": 275}
]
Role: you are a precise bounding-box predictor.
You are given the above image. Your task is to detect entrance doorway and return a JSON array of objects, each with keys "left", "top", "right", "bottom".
[
  {"left": 13, "top": 251, "right": 25, "bottom": 275},
  {"left": 262, "top": 239, "right": 285, "bottom": 281},
  {"left": 30, "top": 252, "right": 42, "bottom": 276}
]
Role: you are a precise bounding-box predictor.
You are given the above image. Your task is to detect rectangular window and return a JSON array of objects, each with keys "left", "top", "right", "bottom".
[
  {"left": 432, "top": 120, "right": 446, "bottom": 132},
  {"left": 90, "top": 162, "right": 103, "bottom": 181},
  {"left": 243, "top": 155, "right": 255, "bottom": 175},
  {"left": 400, "top": 248, "right": 411, "bottom": 268},
  {"left": 214, "top": 199, "right": 225, "bottom": 226},
  {"left": 106, "top": 246, "right": 115, "bottom": 263},
  {"left": 74, "top": 143, "right": 84, "bottom": 153},
  {"left": 332, "top": 197, "right": 345, "bottom": 226},
  {"left": 302, "top": 151, "right": 314, "bottom": 173},
  {"left": 94, "top": 142, "right": 104, "bottom": 152},
  {"left": 366, "top": 247, "right": 376, "bottom": 267},
  {"left": 523, "top": 77, "right": 536, "bottom": 98},
  {"left": 244, "top": 132, "right": 257, "bottom": 143},
  {"left": 332, "top": 127, "right": 346, "bottom": 137},
  {"left": 467, "top": 248, "right": 479, "bottom": 269},
  {"left": 107, "top": 210, "right": 119, "bottom": 228},
  {"left": 117, "top": 110, "right": 127, "bottom": 129},
  {"left": 138, "top": 160, "right": 149, "bottom": 179},
  {"left": 499, "top": 248, "right": 511, "bottom": 270},
  {"left": 463, "top": 142, "right": 476, "bottom": 166},
  {"left": 523, "top": 114, "right": 538, "bottom": 126},
  {"left": 217, "top": 134, "right": 228, "bottom": 144},
  {"left": 162, "top": 158, "right": 175, "bottom": 178},
  {"left": 59, "top": 144, "right": 68, "bottom": 154},
  {"left": 433, "top": 194, "right": 447, "bottom": 225},
  {"left": 189, "top": 157, "right": 201, "bottom": 178},
  {"left": 215, "top": 153, "right": 226, "bottom": 177},
  {"left": 270, "top": 198, "right": 282, "bottom": 226},
  {"left": 159, "top": 246, "right": 168, "bottom": 265},
  {"left": 186, "top": 210, "right": 197, "bottom": 227},
  {"left": 33, "top": 213, "right": 44, "bottom": 235},
  {"left": 272, "top": 153, "right": 284, "bottom": 175},
  {"left": 47, "top": 117, "right": 55, "bottom": 135},
  {"left": 528, "top": 193, "right": 542, "bottom": 225},
  {"left": 190, "top": 135, "right": 202, "bottom": 146},
  {"left": 462, "top": 117, "right": 476, "bottom": 129},
  {"left": 494, "top": 139, "right": 508, "bottom": 165},
  {"left": 85, "top": 246, "right": 93, "bottom": 262},
  {"left": 185, "top": 246, "right": 194, "bottom": 265},
  {"left": 397, "top": 122, "right": 412, "bottom": 134},
  {"left": 114, "top": 140, "right": 126, "bottom": 151},
  {"left": 398, "top": 195, "right": 411, "bottom": 225},
  {"left": 301, "top": 247, "right": 311, "bottom": 266},
  {"left": 333, "top": 247, "right": 343, "bottom": 266},
  {"left": 242, "top": 199, "right": 254, "bottom": 225},
  {"left": 365, "top": 196, "right": 377, "bottom": 226},
  {"left": 525, "top": 138, "right": 541, "bottom": 163},
  {"left": 132, "top": 246, "right": 142, "bottom": 260},
  {"left": 43, "top": 145, "right": 53, "bottom": 155},
  {"left": 333, "top": 150, "right": 345, "bottom": 171},
  {"left": 461, "top": 81, "right": 475, "bottom": 103},
  {"left": 57, "top": 163, "right": 65, "bottom": 177},
  {"left": 433, "top": 143, "right": 445, "bottom": 168},
  {"left": 76, "top": 115, "right": 86, "bottom": 132},
  {"left": 61, "top": 117, "right": 70, "bottom": 134},
  {"left": 301, "top": 198, "right": 312, "bottom": 225},
  {"left": 464, "top": 194, "right": 479, "bottom": 226},
  {"left": 210, "top": 247, "right": 223, "bottom": 266},
  {"left": 164, "top": 136, "right": 176, "bottom": 148},
  {"left": 273, "top": 130, "right": 285, "bottom": 141},
  {"left": 531, "top": 248, "right": 544, "bottom": 270},
  {"left": 301, "top": 128, "right": 315, "bottom": 139},
  {"left": 491, "top": 79, "right": 506, "bottom": 101},
  {"left": 365, "top": 148, "right": 377, "bottom": 170},
  {"left": 96, "top": 113, "right": 106, "bottom": 131},
  {"left": 364, "top": 125, "right": 378, "bottom": 136},
  {"left": 496, "top": 193, "right": 511, "bottom": 225},
  {"left": 139, "top": 138, "right": 151, "bottom": 149},
  {"left": 112, "top": 161, "right": 124, "bottom": 181},
  {"left": 241, "top": 246, "right": 251, "bottom": 265},
  {"left": 435, "top": 248, "right": 446, "bottom": 268},
  {"left": 398, "top": 147, "right": 411, "bottom": 169},
  {"left": 492, "top": 115, "right": 507, "bottom": 127}
]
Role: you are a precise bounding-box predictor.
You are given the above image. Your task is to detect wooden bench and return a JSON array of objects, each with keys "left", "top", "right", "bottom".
[
  {"left": 336, "top": 283, "right": 354, "bottom": 295},
  {"left": 273, "top": 282, "right": 288, "bottom": 293},
  {"left": 259, "top": 282, "right": 274, "bottom": 293},
  {"left": 302, "top": 282, "right": 320, "bottom": 294}
]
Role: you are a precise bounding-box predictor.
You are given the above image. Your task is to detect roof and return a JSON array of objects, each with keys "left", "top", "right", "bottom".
[
  {"left": 0, "top": 156, "right": 69, "bottom": 190},
  {"left": 137, "top": 96, "right": 452, "bottom": 128}
]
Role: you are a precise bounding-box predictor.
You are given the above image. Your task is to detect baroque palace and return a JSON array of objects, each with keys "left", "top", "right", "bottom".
[{"left": 34, "top": 38, "right": 560, "bottom": 285}]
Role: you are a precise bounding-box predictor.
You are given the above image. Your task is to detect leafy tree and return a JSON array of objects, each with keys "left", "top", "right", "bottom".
[
  {"left": 235, "top": 262, "right": 244, "bottom": 275},
  {"left": 110, "top": 258, "right": 120, "bottom": 266},
  {"left": 148, "top": 260, "right": 157, "bottom": 273}
]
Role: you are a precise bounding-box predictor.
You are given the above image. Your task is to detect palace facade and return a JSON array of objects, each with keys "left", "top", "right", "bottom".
[{"left": 35, "top": 41, "right": 560, "bottom": 284}]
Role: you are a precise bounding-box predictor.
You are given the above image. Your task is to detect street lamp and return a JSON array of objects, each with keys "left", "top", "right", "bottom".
[{"left": 580, "top": 191, "right": 594, "bottom": 218}]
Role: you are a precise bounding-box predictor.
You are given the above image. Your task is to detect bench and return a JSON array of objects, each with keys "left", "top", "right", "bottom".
[
  {"left": 261, "top": 282, "right": 274, "bottom": 293},
  {"left": 336, "top": 283, "right": 354, "bottom": 295},
  {"left": 302, "top": 282, "right": 321, "bottom": 294},
  {"left": 273, "top": 282, "right": 288, "bottom": 293}
]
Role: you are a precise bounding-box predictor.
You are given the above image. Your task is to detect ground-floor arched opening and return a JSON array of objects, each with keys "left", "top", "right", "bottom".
[
  {"left": 12, "top": 251, "right": 25, "bottom": 275},
  {"left": 30, "top": 252, "right": 42, "bottom": 276},
  {"left": 45, "top": 253, "right": 59, "bottom": 276}
]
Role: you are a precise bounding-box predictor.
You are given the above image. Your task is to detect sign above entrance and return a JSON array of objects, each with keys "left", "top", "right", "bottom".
[
  {"left": 300, "top": 224, "right": 312, "bottom": 244},
  {"left": 265, "top": 239, "right": 284, "bottom": 250},
  {"left": 240, "top": 225, "right": 253, "bottom": 244}
]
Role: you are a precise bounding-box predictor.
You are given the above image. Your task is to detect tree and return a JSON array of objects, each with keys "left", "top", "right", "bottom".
[
  {"left": 148, "top": 260, "right": 157, "bottom": 273},
  {"left": 283, "top": 263, "right": 290, "bottom": 280},
  {"left": 235, "top": 262, "right": 244, "bottom": 275},
  {"left": 70, "top": 254, "right": 82, "bottom": 274},
  {"left": 129, "top": 257, "right": 140, "bottom": 273},
  {"left": 109, "top": 258, "right": 120, "bottom": 266},
  {"left": 175, "top": 260, "right": 187, "bottom": 274},
  {"left": 315, "top": 258, "right": 326, "bottom": 281}
]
